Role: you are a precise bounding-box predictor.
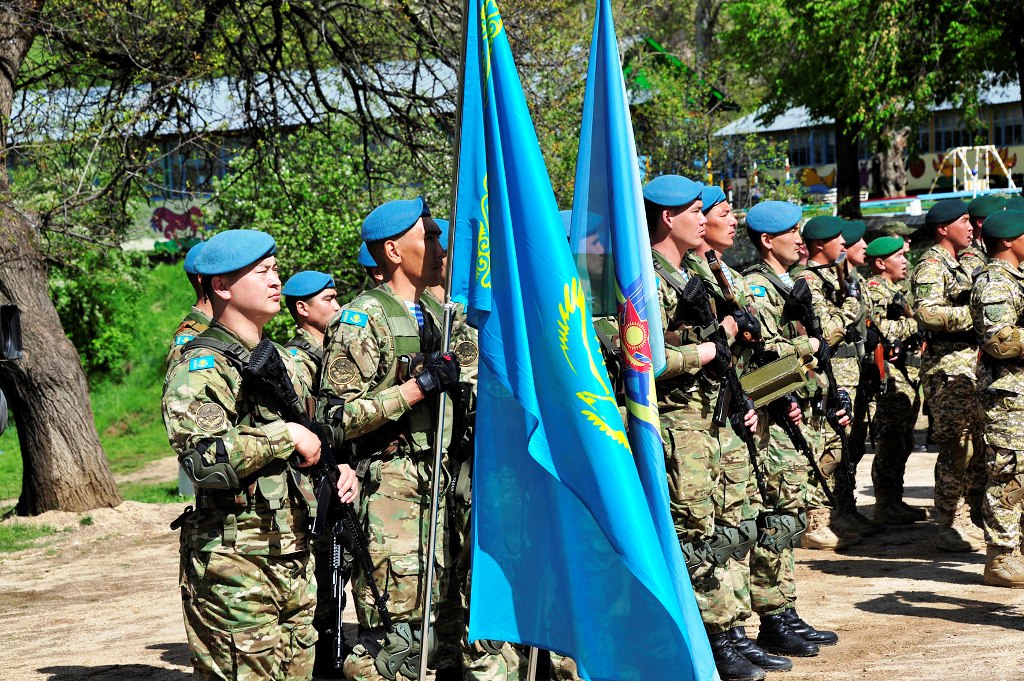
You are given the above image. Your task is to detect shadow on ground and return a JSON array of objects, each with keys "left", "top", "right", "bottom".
[{"left": 857, "top": 590, "right": 1024, "bottom": 632}]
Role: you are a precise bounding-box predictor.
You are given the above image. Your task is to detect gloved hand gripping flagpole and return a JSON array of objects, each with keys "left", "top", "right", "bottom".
[{"left": 417, "top": 2, "right": 469, "bottom": 678}]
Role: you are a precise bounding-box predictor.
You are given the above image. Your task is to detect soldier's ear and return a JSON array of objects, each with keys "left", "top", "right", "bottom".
[{"left": 209, "top": 274, "right": 233, "bottom": 303}]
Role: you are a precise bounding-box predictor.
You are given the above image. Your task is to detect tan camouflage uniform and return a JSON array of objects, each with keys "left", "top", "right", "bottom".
[
  {"left": 743, "top": 262, "right": 818, "bottom": 615},
  {"left": 971, "top": 259, "right": 1024, "bottom": 550},
  {"left": 319, "top": 283, "right": 457, "bottom": 681},
  {"left": 911, "top": 244, "right": 987, "bottom": 527},
  {"left": 285, "top": 327, "right": 324, "bottom": 399},
  {"left": 959, "top": 244, "right": 988, "bottom": 280},
  {"left": 163, "top": 323, "right": 319, "bottom": 681},
  {"left": 865, "top": 275, "right": 921, "bottom": 504}
]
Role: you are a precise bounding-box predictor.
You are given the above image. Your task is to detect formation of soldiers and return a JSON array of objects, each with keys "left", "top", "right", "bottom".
[{"left": 160, "top": 182, "right": 1024, "bottom": 681}]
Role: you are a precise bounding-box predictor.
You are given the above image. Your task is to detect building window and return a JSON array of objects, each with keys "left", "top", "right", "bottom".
[
  {"left": 917, "top": 124, "right": 930, "bottom": 153},
  {"left": 934, "top": 113, "right": 970, "bottom": 152},
  {"left": 788, "top": 130, "right": 810, "bottom": 166},
  {"left": 993, "top": 107, "right": 1023, "bottom": 147}
]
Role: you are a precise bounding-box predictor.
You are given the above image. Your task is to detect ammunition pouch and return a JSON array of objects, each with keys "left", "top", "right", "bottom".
[
  {"left": 740, "top": 353, "right": 817, "bottom": 408},
  {"left": 756, "top": 511, "right": 807, "bottom": 554},
  {"left": 708, "top": 519, "right": 758, "bottom": 565},
  {"left": 362, "top": 623, "right": 433, "bottom": 681},
  {"left": 680, "top": 539, "right": 711, "bottom": 572},
  {"left": 180, "top": 441, "right": 239, "bottom": 490}
]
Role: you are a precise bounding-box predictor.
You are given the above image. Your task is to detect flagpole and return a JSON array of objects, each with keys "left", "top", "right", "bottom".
[
  {"left": 527, "top": 646, "right": 539, "bottom": 681},
  {"left": 417, "top": 0, "right": 470, "bottom": 678}
]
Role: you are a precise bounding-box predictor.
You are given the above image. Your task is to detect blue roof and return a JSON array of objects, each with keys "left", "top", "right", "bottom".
[{"left": 715, "top": 78, "right": 1021, "bottom": 137}]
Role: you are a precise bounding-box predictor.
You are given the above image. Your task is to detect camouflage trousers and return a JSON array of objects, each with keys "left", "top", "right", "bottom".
[
  {"left": 692, "top": 422, "right": 760, "bottom": 633},
  {"left": 871, "top": 369, "right": 919, "bottom": 500},
  {"left": 925, "top": 373, "right": 987, "bottom": 523},
  {"left": 180, "top": 548, "right": 317, "bottom": 681},
  {"left": 810, "top": 360, "right": 859, "bottom": 510},
  {"left": 983, "top": 391, "right": 1024, "bottom": 549},
  {"left": 343, "top": 455, "right": 451, "bottom": 681},
  {"left": 748, "top": 419, "right": 814, "bottom": 615}
]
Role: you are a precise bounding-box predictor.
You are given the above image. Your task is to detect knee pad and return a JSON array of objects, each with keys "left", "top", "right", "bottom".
[
  {"left": 756, "top": 511, "right": 806, "bottom": 554},
  {"left": 680, "top": 539, "right": 710, "bottom": 573},
  {"left": 708, "top": 520, "right": 758, "bottom": 566},
  {"left": 369, "top": 623, "right": 436, "bottom": 681},
  {"left": 817, "top": 451, "right": 841, "bottom": 477}
]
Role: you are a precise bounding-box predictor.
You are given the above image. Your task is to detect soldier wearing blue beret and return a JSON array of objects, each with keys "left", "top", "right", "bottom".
[
  {"left": 320, "top": 198, "right": 465, "bottom": 681},
  {"left": 283, "top": 271, "right": 340, "bottom": 396},
  {"left": 163, "top": 228, "right": 359, "bottom": 681},
  {"left": 166, "top": 241, "right": 213, "bottom": 374},
  {"left": 910, "top": 197, "right": 987, "bottom": 552}
]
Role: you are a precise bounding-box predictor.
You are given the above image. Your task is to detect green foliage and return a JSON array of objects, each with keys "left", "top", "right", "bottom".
[
  {"left": 79, "top": 515, "right": 93, "bottom": 526},
  {"left": 48, "top": 248, "right": 149, "bottom": 378},
  {"left": 0, "top": 522, "right": 56, "bottom": 552},
  {"left": 118, "top": 481, "right": 191, "bottom": 504}
]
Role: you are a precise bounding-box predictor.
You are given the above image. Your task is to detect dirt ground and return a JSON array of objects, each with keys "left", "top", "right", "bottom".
[{"left": 2, "top": 434, "right": 1023, "bottom": 681}]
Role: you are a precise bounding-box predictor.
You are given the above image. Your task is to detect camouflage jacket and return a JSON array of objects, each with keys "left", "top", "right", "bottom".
[
  {"left": 972, "top": 258, "right": 1024, "bottom": 395},
  {"left": 865, "top": 275, "right": 919, "bottom": 343},
  {"left": 794, "top": 262, "right": 865, "bottom": 353},
  {"left": 163, "top": 323, "right": 315, "bottom": 555},
  {"left": 959, "top": 244, "right": 988, "bottom": 280},
  {"left": 318, "top": 283, "right": 462, "bottom": 454},
  {"left": 285, "top": 327, "right": 323, "bottom": 399},
  {"left": 911, "top": 244, "right": 977, "bottom": 379},
  {"left": 165, "top": 307, "right": 211, "bottom": 376}
]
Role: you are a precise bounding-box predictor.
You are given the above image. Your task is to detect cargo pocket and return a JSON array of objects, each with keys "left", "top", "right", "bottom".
[
  {"left": 230, "top": 627, "right": 280, "bottom": 678},
  {"left": 381, "top": 553, "right": 423, "bottom": 620}
]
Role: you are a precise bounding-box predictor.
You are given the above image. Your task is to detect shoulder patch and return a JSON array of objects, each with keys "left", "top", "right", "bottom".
[
  {"left": 174, "top": 334, "right": 195, "bottom": 346},
  {"left": 340, "top": 309, "right": 369, "bottom": 328},
  {"left": 189, "top": 355, "right": 216, "bottom": 372},
  {"left": 288, "top": 347, "right": 298, "bottom": 357},
  {"left": 867, "top": 279, "right": 881, "bottom": 287},
  {"left": 750, "top": 285, "right": 767, "bottom": 298}
]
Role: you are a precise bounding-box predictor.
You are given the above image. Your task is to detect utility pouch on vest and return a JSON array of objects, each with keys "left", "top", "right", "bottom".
[
  {"left": 180, "top": 439, "right": 239, "bottom": 490},
  {"left": 741, "top": 353, "right": 817, "bottom": 408},
  {"left": 756, "top": 511, "right": 806, "bottom": 554}
]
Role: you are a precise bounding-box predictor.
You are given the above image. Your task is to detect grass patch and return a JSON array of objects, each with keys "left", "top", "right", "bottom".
[
  {"left": 119, "top": 480, "right": 193, "bottom": 504},
  {"left": 79, "top": 515, "right": 93, "bottom": 526},
  {"left": 0, "top": 522, "right": 57, "bottom": 552}
]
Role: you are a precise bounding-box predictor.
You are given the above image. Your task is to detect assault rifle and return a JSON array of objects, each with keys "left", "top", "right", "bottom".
[{"left": 243, "top": 339, "right": 394, "bottom": 669}]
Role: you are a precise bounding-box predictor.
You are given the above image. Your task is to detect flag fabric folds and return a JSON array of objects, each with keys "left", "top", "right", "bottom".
[{"left": 458, "top": 0, "right": 717, "bottom": 679}]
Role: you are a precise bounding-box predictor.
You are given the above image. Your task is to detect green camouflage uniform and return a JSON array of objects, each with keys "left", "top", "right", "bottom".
[
  {"left": 166, "top": 307, "right": 212, "bottom": 374},
  {"left": 742, "top": 262, "right": 819, "bottom": 615},
  {"left": 163, "top": 323, "right": 319, "bottom": 681},
  {"left": 959, "top": 244, "right": 988, "bottom": 280},
  {"left": 971, "top": 259, "right": 1024, "bottom": 549},
  {"left": 865, "top": 275, "right": 921, "bottom": 503},
  {"left": 794, "top": 264, "right": 865, "bottom": 507},
  {"left": 285, "top": 327, "right": 324, "bottom": 399},
  {"left": 911, "top": 244, "right": 987, "bottom": 525},
  {"left": 318, "top": 283, "right": 455, "bottom": 681}
]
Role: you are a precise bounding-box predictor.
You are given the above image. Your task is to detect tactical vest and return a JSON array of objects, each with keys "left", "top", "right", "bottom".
[
  {"left": 347, "top": 287, "right": 450, "bottom": 459},
  {"left": 285, "top": 335, "right": 325, "bottom": 390},
  {"left": 804, "top": 266, "right": 863, "bottom": 360},
  {"left": 180, "top": 328, "right": 314, "bottom": 550}
]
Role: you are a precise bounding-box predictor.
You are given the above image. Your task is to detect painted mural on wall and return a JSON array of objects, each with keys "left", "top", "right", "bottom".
[{"left": 150, "top": 206, "right": 205, "bottom": 240}]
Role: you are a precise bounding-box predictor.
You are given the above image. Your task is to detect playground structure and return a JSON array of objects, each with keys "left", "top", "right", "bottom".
[{"left": 926, "top": 144, "right": 1018, "bottom": 195}]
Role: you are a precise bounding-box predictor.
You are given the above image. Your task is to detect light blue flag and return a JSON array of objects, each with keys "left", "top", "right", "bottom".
[
  {"left": 460, "top": 1, "right": 717, "bottom": 679},
  {"left": 569, "top": 0, "right": 697, "bottom": 626}
]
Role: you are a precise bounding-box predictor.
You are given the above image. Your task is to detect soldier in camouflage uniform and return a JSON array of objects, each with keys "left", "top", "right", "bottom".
[
  {"left": 864, "top": 236, "right": 928, "bottom": 524},
  {"left": 318, "top": 198, "right": 463, "bottom": 681},
  {"left": 960, "top": 194, "right": 1005, "bottom": 278},
  {"left": 969, "top": 209, "right": 1024, "bottom": 588},
  {"left": 742, "top": 201, "right": 841, "bottom": 660},
  {"left": 795, "top": 216, "right": 869, "bottom": 545},
  {"left": 359, "top": 242, "right": 384, "bottom": 284},
  {"left": 163, "top": 229, "right": 358, "bottom": 681},
  {"left": 167, "top": 242, "right": 213, "bottom": 373},
  {"left": 910, "top": 199, "right": 987, "bottom": 552}
]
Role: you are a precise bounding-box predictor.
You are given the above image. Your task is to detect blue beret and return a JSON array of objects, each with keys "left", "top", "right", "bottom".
[
  {"left": 434, "top": 217, "right": 450, "bottom": 253},
  {"left": 840, "top": 219, "right": 866, "bottom": 245},
  {"left": 362, "top": 197, "right": 430, "bottom": 242},
  {"left": 745, "top": 201, "right": 802, "bottom": 234},
  {"left": 802, "top": 215, "right": 844, "bottom": 241},
  {"left": 357, "top": 242, "right": 377, "bottom": 268},
  {"left": 282, "top": 270, "right": 335, "bottom": 299},
  {"left": 926, "top": 199, "right": 968, "bottom": 226},
  {"left": 700, "top": 186, "right": 727, "bottom": 214},
  {"left": 982, "top": 210, "right": 1024, "bottom": 239},
  {"left": 194, "top": 229, "right": 276, "bottom": 275},
  {"left": 643, "top": 174, "right": 702, "bottom": 207},
  {"left": 183, "top": 242, "right": 205, "bottom": 275}
]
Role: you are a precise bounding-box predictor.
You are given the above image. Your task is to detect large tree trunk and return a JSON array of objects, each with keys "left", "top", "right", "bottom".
[
  {"left": 0, "top": 0, "right": 121, "bottom": 514},
  {"left": 834, "top": 114, "right": 863, "bottom": 218},
  {"left": 872, "top": 125, "right": 911, "bottom": 198},
  {"left": 0, "top": 211, "right": 122, "bottom": 514}
]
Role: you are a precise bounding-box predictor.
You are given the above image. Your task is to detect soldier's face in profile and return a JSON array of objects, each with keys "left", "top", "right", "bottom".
[
  {"left": 704, "top": 201, "right": 737, "bottom": 252},
  {"left": 222, "top": 255, "right": 282, "bottom": 322},
  {"left": 668, "top": 200, "right": 707, "bottom": 252},
  {"left": 396, "top": 217, "right": 445, "bottom": 288},
  {"left": 820, "top": 234, "right": 846, "bottom": 262},
  {"left": 941, "top": 214, "right": 972, "bottom": 251},
  {"left": 299, "top": 288, "right": 340, "bottom": 333},
  {"left": 845, "top": 238, "right": 867, "bottom": 267},
  {"left": 768, "top": 226, "right": 801, "bottom": 267}
]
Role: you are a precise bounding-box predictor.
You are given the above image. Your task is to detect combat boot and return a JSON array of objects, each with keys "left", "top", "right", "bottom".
[
  {"left": 934, "top": 520, "right": 985, "bottom": 552},
  {"left": 894, "top": 499, "right": 927, "bottom": 522},
  {"left": 955, "top": 504, "right": 985, "bottom": 542},
  {"left": 781, "top": 608, "right": 838, "bottom": 646},
  {"left": 709, "top": 631, "right": 767, "bottom": 680},
  {"left": 983, "top": 547, "right": 1024, "bottom": 588},
  {"left": 873, "top": 496, "right": 925, "bottom": 524},
  {"left": 755, "top": 613, "right": 819, "bottom": 657},
  {"left": 728, "top": 626, "right": 793, "bottom": 672},
  {"left": 801, "top": 507, "right": 859, "bottom": 550},
  {"left": 832, "top": 508, "right": 884, "bottom": 536}
]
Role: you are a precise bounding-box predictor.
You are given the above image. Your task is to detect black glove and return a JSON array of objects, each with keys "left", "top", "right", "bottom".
[
  {"left": 702, "top": 340, "right": 733, "bottom": 381},
  {"left": 836, "top": 387, "right": 854, "bottom": 417},
  {"left": 864, "top": 325, "right": 882, "bottom": 354},
  {"left": 888, "top": 338, "right": 903, "bottom": 363},
  {"left": 843, "top": 277, "right": 860, "bottom": 299},
  {"left": 730, "top": 308, "right": 762, "bottom": 344},
  {"left": 813, "top": 336, "right": 830, "bottom": 365},
  {"left": 414, "top": 352, "right": 462, "bottom": 395}
]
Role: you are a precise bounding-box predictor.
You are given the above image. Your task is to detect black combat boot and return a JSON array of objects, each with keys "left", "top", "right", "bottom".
[
  {"left": 728, "top": 626, "right": 793, "bottom": 672},
  {"left": 782, "top": 608, "right": 839, "bottom": 646},
  {"left": 709, "top": 631, "right": 767, "bottom": 680},
  {"left": 756, "top": 613, "right": 819, "bottom": 657}
]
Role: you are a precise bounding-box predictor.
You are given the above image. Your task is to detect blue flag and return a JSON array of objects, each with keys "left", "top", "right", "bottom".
[
  {"left": 569, "top": 0, "right": 701, "bottom": 635},
  {"left": 459, "top": 1, "right": 717, "bottom": 679}
]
